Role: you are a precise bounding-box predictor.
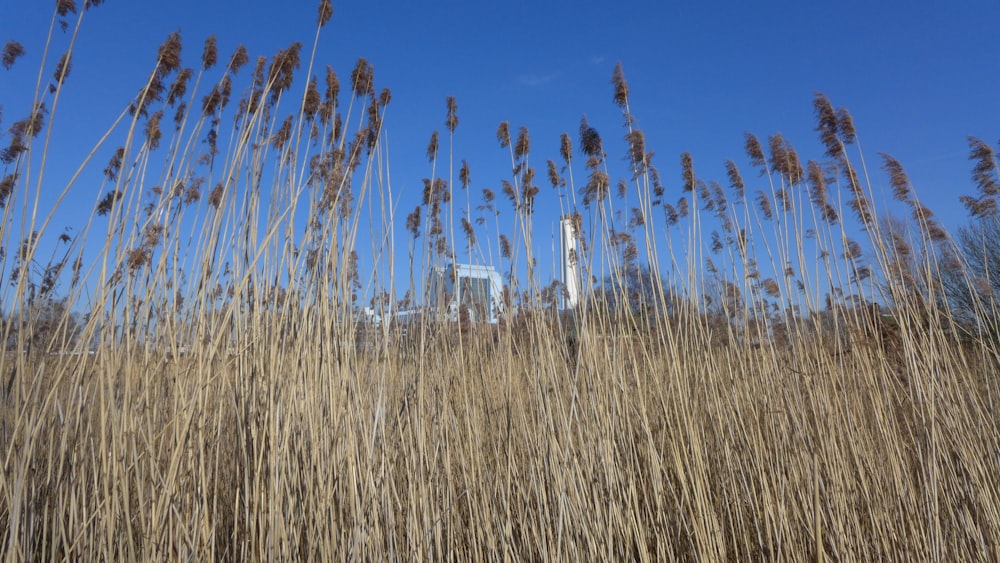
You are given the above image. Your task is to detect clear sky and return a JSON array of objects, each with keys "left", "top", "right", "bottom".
[{"left": 3, "top": 1, "right": 1000, "bottom": 305}]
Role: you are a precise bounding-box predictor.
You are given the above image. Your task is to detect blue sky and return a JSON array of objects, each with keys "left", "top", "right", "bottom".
[{"left": 3, "top": 1, "right": 1000, "bottom": 306}]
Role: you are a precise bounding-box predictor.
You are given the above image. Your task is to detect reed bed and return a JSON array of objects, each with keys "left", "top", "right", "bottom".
[{"left": 1, "top": 2, "right": 998, "bottom": 560}]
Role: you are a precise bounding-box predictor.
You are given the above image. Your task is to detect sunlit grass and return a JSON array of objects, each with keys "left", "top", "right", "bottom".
[{"left": 1, "top": 1, "right": 998, "bottom": 560}]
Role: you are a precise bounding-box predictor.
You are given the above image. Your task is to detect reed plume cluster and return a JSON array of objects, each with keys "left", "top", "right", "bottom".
[{"left": 0, "top": 2, "right": 998, "bottom": 560}]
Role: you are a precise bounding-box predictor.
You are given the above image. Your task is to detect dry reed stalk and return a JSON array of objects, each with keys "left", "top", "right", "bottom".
[{"left": 1, "top": 4, "right": 998, "bottom": 561}]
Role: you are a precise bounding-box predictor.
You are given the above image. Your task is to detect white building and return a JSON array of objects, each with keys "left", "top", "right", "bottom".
[
  {"left": 560, "top": 215, "right": 580, "bottom": 309},
  {"left": 427, "top": 262, "right": 506, "bottom": 324}
]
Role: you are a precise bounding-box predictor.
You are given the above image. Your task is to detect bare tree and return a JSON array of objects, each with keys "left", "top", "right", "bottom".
[{"left": 942, "top": 216, "right": 1000, "bottom": 335}]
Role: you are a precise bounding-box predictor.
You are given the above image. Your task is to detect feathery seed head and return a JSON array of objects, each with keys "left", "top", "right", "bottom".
[
  {"left": 497, "top": 121, "right": 510, "bottom": 148},
  {"left": 837, "top": 107, "right": 856, "bottom": 144},
  {"left": 219, "top": 74, "right": 232, "bottom": 108},
  {"left": 208, "top": 182, "right": 224, "bottom": 209},
  {"left": 848, "top": 195, "right": 874, "bottom": 226},
  {"left": 664, "top": 203, "right": 679, "bottom": 226},
  {"left": 711, "top": 181, "right": 728, "bottom": 213},
  {"left": 698, "top": 181, "right": 712, "bottom": 208},
  {"left": 663, "top": 203, "right": 680, "bottom": 227},
  {"left": 51, "top": 52, "right": 71, "bottom": 90},
  {"left": 127, "top": 247, "right": 150, "bottom": 272},
  {"left": 2, "top": 42, "right": 25, "bottom": 70},
  {"left": 560, "top": 132, "right": 572, "bottom": 165},
  {"left": 967, "top": 136, "right": 1000, "bottom": 197},
  {"left": 807, "top": 160, "right": 827, "bottom": 202},
  {"left": 960, "top": 195, "right": 998, "bottom": 219},
  {"left": 445, "top": 96, "right": 458, "bottom": 133},
  {"left": 252, "top": 55, "right": 266, "bottom": 85},
  {"left": 103, "top": 147, "right": 124, "bottom": 181},
  {"left": 96, "top": 189, "right": 122, "bottom": 215},
  {"left": 611, "top": 62, "right": 629, "bottom": 108},
  {"left": 725, "top": 160, "right": 744, "bottom": 199},
  {"left": 676, "top": 196, "right": 689, "bottom": 218},
  {"left": 904, "top": 206, "right": 934, "bottom": 229},
  {"left": 768, "top": 133, "right": 803, "bottom": 183},
  {"left": 736, "top": 228, "right": 748, "bottom": 257},
  {"left": 436, "top": 177, "right": 450, "bottom": 203},
  {"left": 547, "top": 159, "right": 560, "bottom": 188},
  {"left": 889, "top": 228, "right": 912, "bottom": 259},
  {"left": 763, "top": 278, "right": 781, "bottom": 298},
  {"left": 625, "top": 130, "right": 646, "bottom": 172},
  {"left": 202, "top": 83, "right": 223, "bottom": 116},
  {"left": 227, "top": 45, "right": 249, "bottom": 74},
  {"left": 9, "top": 103, "right": 47, "bottom": 142},
  {"left": 842, "top": 159, "right": 863, "bottom": 197},
  {"left": 650, "top": 164, "right": 664, "bottom": 200},
  {"left": 925, "top": 220, "right": 947, "bottom": 241},
  {"left": 755, "top": 190, "right": 773, "bottom": 220},
  {"left": 324, "top": 65, "right": 340, "bottom": 103},
  {"left": 166, "top": 68, "right": 192, "bottom": 106},
  {"left": 579, "top": 116, "right": 603, "bottom": 160},
  {"left": 350, "top": 57, "right": 373, "bottom": 96},
  {"left": 460, "top": 159, "right": 470, "bottom": 190},
  {"left": 318, "top": 0, "right": 333, "bottom": 27},
  {"left": 681, "top": 152, "right": 695, "bottom": 192},
  {"left": 461, "top": 217, "right": 476, "bottom": 246},
  {"left": 807, "top": 161, "right": 836, "bottom": 224},
  {"left": 143, "top": 222, "right": 165, "bottom": 249},
  {"left": 426, "top": 131, "right": 439, "bottom": 162},
  {"left": 813, "top": 92, "right": 841, "bottom": 158},
  {"left": 774, "top": 188, "right": 791, "bottom": 212},
  {"left": 844, "top": 239, "right": 863, "bottom": 260},
  {"left": 406, "top": 205, "right": 422, "bottom": 238},
  {"left": 268, "top": 42, "right": 303, "bottom": 102},
  {"left": 568, "top": 211, "right": 583, "bottom": 235},
  {"left": 174, "top": 102, "right": 187, "bottom": 131},
  {"left": 630, "top": 207, "right": 645, "bottom": 228},
  {"left": 157, "top": 32, "right": 183, "bottom": 77},
  {"left": 582, "top": 169, "right": 609, "bottom": 206},
  {"left": 130, "top": 74, "right": 164, "bottom": 117},
  {"left": 499, "top": 234, "right": 511, "bottom": 258},
  {"left": 822, "top": 203, "right": 839, "bottom": 224},
  {"left": 202, "top": 35, "right": 217, "bottom": 70},
  {"left": 272, "top": 115, "right": 293, "bottom": 151},
  {"left": 57, "top": 0, "right": 77, "bottom": 16},
  {"left": 522, "top": 178, "right": 539, "bottom": 213},
  {"left": 0, "top": 173, "right": 16, "bottom": 209},
  {"left": 144, "top": 111, "right": 163, "bottom": 150},
  {"left": 879, "top": 153, "right": 912, "bottom": 202},
  {"left": 501, "top": 180, "right": 517, "bottom": 205},
  {"left": 427, "top": 212, "right": 441, "bottom": 236},
  {"left": 1, "top": 137, "right": 25, "bottom": 165},
  {"left": 514, "top": 125, "right": 530, "bottom": 159},
  {"left": 744, "top": 133, "right": 766, "bottom": 170},
  {"left": 303, "top": 76, "right": 321, "bottom": 120},
  {"left": 852, "top": 265, "right": 871, "bottom": 282}
]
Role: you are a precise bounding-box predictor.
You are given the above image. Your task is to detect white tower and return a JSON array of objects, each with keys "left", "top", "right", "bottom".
[{"left": 559, "top": 215, "right": 580, "bottom": 309}]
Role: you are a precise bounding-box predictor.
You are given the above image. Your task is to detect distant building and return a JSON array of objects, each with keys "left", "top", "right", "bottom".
[
  {"left": 427, "top": 263, "right": 505, "bottom": 324},
  {"left": 560, "top": 215, "right": 580, "bottom": 309}
]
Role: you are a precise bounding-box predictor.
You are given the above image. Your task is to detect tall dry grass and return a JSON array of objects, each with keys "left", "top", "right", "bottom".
[{"left": 1, "top": 1, "right": 998, "bottom": 560}]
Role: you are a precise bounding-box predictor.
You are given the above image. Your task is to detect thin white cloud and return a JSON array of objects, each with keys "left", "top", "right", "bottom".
[{"left": 516, "top": 72, "right": 559, "bottom": 88}]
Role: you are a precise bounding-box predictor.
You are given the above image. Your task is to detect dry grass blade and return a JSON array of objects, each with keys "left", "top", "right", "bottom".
[{"left": 0, "top": 8, "right": 998, "bottom": 563}]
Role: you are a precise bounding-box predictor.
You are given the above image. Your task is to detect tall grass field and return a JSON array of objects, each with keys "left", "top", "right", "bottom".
[{"left": 1, "top": 1, "right": 998, "bottom": 560}]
